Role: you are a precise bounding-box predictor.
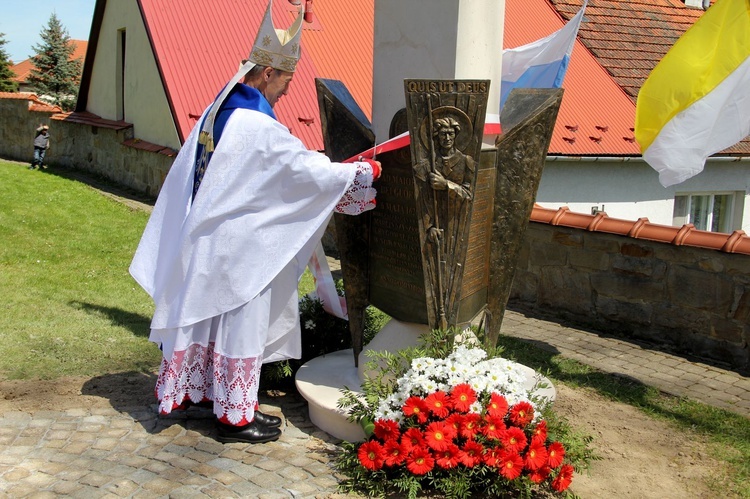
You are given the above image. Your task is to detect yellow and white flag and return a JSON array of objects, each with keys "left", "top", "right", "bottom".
[{"left": 635, "top": 0, "right": 750, "bottom": 187}]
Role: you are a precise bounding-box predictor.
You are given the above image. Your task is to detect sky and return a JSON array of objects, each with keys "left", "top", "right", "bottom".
[{"left": 0, "top": 0, "right": 96, "bottom": 63}]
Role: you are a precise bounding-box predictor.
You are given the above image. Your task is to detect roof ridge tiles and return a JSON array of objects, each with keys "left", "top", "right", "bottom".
[{"left": 530, "top": 205, "right": 750, "bottom": 256}]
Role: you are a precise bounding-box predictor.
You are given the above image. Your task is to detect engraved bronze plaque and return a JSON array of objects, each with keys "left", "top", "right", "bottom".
[
  {"left": 484, "top": 88, "right": 564, "bottom": 347},
  {"left": 403, "top": 79, "right": 489, "bottom": 330},
  {"left": 367, "top": 149, "right": 427, "bottom": 323}
]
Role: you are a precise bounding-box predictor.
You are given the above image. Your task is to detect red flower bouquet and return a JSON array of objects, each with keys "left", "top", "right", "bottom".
[{"left": 337, "top": 337, "right": 585, "bottom": 498}]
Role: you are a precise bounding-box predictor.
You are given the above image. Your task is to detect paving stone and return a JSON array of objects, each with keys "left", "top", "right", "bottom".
[
  {"left": 20, "top": 471, "right": 57, "bottom": 488},
  {"left": 142, "top": 477, "right": 178, "bottom": 495},
  {"left": 228, "top": 480, "right": 265, "bottom": 497},
  {"left": 168, "top": 485, "right": 211, "bottom": 498},
  {"left": 249, "top": 470, "right": 285, "bottom": 488},
  {"left": 213, "top": 470, "right": 244, "bottom": 486},
  {"left": 78, "top": 471, "right": 113, "bottom": 487},
  {"left": 128, "top": 469, "right": 158, "bottom": 485},
  {"left": 256, "top": 491, "right": 291, "bottom": 499},
  {"left": 50, "top": 479, "right": 84, "bottom": 495},
  {"left": 3, "top": 468, "right": 31, "bottom": 481},
  {"left": 201, "top": 482, "right": 240, "bottom": 498},
  {"left": 256, "top": 459, "right": 286, "bottom": 472},
  {"left": 278, "top": 465, "right": 311, "bottom": 481}
]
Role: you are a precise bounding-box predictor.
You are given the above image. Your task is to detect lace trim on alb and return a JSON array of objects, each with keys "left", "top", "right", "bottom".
[{"left": 155, "top": 342, "right": 262, "bottom": 426}]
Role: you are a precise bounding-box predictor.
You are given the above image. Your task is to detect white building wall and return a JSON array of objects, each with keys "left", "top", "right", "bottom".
[
  {"left": 372, "top": 0, "right": 504, "bottom": 142},
  {"left": 86, "top": 0, "right": 179, "bottom": 149},
  {"left": 535, "top": 158, "right": 750, "bottom": 233}
]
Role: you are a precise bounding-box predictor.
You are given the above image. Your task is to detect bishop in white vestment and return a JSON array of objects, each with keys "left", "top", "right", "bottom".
[{"left": 129, "top": 0, "right": 380, "bottom": 443}]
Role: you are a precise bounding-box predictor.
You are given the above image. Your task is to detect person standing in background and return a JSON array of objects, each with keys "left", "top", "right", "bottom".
[{"left": 30, "top": 124, "right": 50, "bottom": 170}]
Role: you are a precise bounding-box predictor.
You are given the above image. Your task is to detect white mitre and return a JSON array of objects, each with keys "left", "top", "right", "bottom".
[{"left": 199, "top": 0, "right": 305, "bottom": 151}]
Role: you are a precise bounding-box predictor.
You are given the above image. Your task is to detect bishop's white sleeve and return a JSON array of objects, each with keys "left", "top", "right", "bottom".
[{"left": 334, "top": 160, "right": 379, "bottom": 215}]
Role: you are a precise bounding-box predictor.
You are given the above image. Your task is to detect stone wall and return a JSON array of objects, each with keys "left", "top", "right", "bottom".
[
  {"left": 511, "top": 222, "right": 750, "bottom": 370},
  {"left": 0, "top": 94, "right": 174, "bottom": 197},
  {"left": 0, "top": 97, "right": 59, "bottom": 163},
  {"left": 47, "top": 119, "right": 173, "bottom": 198}
]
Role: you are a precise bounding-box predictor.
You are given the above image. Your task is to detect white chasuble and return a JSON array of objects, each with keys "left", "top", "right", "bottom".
[{"left": 130, "top": 108, "right": 377, "bottom": 425}]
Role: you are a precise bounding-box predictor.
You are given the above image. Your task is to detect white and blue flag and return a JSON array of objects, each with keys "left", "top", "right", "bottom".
[{"left": 500, "top": 0, "right": 588, "bottom": 110}]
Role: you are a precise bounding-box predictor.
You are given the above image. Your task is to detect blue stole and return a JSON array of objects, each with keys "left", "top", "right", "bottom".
[{"left": 193, "top": 84, "right": 276, "bottom": 199}]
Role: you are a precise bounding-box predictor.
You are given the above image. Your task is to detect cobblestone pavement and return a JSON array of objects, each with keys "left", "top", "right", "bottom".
[
  {"left": 501, "top": 309, "right": 750, "bottom": 417},
  {"left": 0, "top": 394, "right": 351, "bottom": 498}
]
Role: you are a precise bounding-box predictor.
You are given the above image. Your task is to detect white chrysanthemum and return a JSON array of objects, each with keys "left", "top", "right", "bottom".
[
  {"left": 435, "top": 382, "right": 451, "bottom": 393},
  {"left": 411, "top": 358, "right": 430, "bottom": 372},
  {"left": 381, "top": 408, "right": 403, "bottom": 424},
  {"left": 468, "top": 377, "right": 486, "bottom": 394},
  {"left": 468, "top": 401, "right": 483, "bottom": 414},
  {"left": 422, "top": 364, "right": 441, "bottom": 379},
  {"left": 419, "top": 378, "right": 439, "bottom": 394}
]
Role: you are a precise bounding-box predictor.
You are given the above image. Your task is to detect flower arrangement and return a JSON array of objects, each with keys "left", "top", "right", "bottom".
[{"left": 337, "top": 329, "right": 591, "bottom": 498}]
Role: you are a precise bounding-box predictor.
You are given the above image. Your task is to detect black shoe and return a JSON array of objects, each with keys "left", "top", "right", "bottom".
[
  {"left": 216, "top": 420, "right": 281, "bottom": 444},
  {"left": 254, "top": 411, "right": 282, "bottom": 428}
]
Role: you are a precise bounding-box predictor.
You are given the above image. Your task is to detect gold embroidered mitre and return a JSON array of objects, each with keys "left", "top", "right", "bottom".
[
  {"left": 249, "top": 0, "right": 304, "bottom": 73},
  {"left": 198, "top": 0, "right": 305, "bottom": 150}
]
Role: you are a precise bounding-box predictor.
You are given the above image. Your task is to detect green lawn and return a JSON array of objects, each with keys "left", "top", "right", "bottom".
[{"left": 0, "top": 160, "right": 160, "bottom": 379}]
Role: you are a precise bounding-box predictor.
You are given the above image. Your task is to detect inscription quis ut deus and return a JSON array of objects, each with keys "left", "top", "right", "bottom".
[{"left": 406, "top": 80, "right": 489, "bottom": 94}]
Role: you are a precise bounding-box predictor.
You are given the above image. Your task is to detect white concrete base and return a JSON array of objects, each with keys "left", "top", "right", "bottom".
[
  {"left": 295, "top": 319, "right": 556, "bottom": 442},
  {"left": 295, "top": 349, "right": 366, "bottom": 442}
]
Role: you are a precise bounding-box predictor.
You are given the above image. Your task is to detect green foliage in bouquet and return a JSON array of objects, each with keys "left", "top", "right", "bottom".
[{"left": 336, "top": 328, "right": 595, "bottom": 499}]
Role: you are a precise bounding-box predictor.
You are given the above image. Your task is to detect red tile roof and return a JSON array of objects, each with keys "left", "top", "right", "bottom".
[
  {"left": 550, "top": 0, "right": 750, "bottom": 155},
  {"left": 133, "top": 0, "right": 373, "bottom": 150},
  {"left": 505, "top": 0, "right": 639, "bottom": 156},
  {"left": 11, "top": 40, "right": 88, "bottom": 84},
  {"left": 0, "top": 92, "right": 62, "bottom": 112}
]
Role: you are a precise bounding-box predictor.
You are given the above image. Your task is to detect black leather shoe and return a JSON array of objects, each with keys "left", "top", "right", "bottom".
[
  {"left": 254, "top": 411, "right": 282, "bottom": 428},
  {"left": 216, "top": 420, "right": 281, "bottom": 444}
]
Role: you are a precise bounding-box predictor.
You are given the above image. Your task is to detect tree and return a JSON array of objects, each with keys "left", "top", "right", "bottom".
[
  {"left": 28, "top": 13, "right": 82, "bottom": 111},
  {"left": 0, "top": 33, "right": 18, "bottom": 92}
]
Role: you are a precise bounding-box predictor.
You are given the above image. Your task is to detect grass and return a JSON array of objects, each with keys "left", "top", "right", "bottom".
[
  {"left": 0, "top": 160, "right": 160, "bottom": 379},
  {"left": 494, "top": 332, "right": 750, "bottom": 497},
  {"left": 1, "top": 158, "right": 748, "bottom": 495}
]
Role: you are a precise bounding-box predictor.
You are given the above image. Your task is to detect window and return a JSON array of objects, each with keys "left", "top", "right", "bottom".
[
  {"left": 673, "top": 193, "right": 738, "bottom": 233},
  {"left": 116, "top": 29, "right": 126, "bottom": 120}
]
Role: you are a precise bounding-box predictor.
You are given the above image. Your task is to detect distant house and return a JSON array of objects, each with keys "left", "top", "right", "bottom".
[
  {"left": 10, "top": 40, "right": 88, "bottom": 93},
  {"left": 511, "top": 0, "right": 750, "bottom": 233}
]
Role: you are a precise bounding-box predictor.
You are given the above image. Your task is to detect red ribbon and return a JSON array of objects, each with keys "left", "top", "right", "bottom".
[{"left": 344, "top": 121, "right": 502, "bottom": 163}]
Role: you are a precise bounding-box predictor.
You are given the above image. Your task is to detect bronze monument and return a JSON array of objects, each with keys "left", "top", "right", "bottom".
[{"left": 316, "top": 78, "right": 563, "bottom": 362}]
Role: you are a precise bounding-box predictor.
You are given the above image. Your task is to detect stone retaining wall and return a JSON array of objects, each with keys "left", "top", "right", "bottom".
[
  {"left": 511, "top": 222, "right": 750, "bottom": 370},
  {"left": 0, "top": 97, "right": 59, "bottom": 163},
  {"left": 0, "top": 95, "right": 173, "bottom": 197},
  {"left": 47, "top": 119, "right": 173, "bottom": 198}
]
